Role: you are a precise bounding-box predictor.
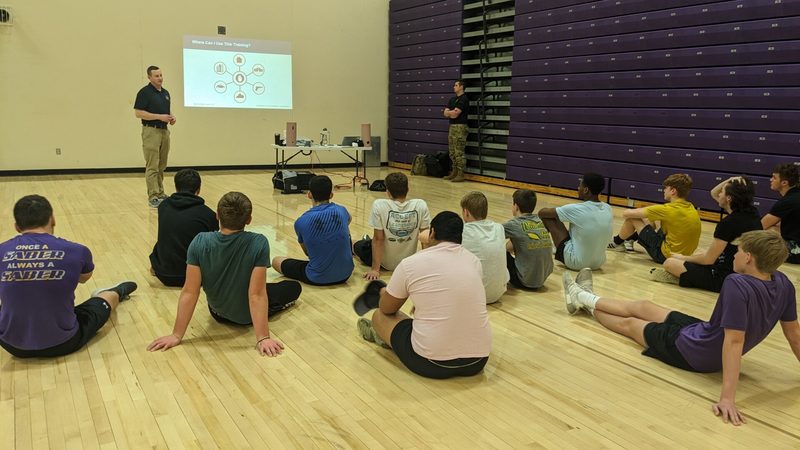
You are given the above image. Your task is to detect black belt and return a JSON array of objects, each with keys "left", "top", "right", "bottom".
[{"left": 143, "top": 123, "right": 167, "bottom": 129}]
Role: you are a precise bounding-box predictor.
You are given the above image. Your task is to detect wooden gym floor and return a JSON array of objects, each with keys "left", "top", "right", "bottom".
[{"left": 0, "top": 169, "right": 798, "bottom": 449}]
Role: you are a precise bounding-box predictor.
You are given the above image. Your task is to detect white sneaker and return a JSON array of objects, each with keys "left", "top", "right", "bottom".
[
  {"left": 624, "top": 240, "right": 635, "bottom": 252},
  {"left": 607, "top": 241, "right": 626, "bottom": 252},
  {"left": 563, "top": 272, "right": 583, "bottom": 315},
  {"left": 575, "top": 268, "right": 593, "bottom": 293}
]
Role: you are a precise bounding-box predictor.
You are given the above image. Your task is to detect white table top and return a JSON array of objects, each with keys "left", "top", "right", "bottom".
[{"left": 271, "top": 144, "right": 372, "bottom": 151}]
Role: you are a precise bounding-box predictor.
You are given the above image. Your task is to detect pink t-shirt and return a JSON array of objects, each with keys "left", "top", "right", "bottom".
[{"left": 386, "top": 242, "right": 492, "bottom": 360}]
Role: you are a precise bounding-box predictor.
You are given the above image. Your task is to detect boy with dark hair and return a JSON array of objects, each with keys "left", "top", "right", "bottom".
[
  {"left": 608, "top": 173, "right": 701, "bottom": 263},
  {"left": 0, "top": 195, "right": 137, "bottom": 358},
  {"left": 461, "top": 191, "right": 509, "bottom": 303},
  {"left": 149, "top": 168, "right": 218, "bottom": 287},
  {"left": 148, "top": 191, "right": 301, "bottom": 356},
  {"left": 762, "top": 163, "right": 800, "bottom": 263},
  {"left": 503, "top": 189, "right": 554, "bottom": 289},
  {"left": 564, "top": 230, "right": 800, "bottom": 426},
  {"left": 353, "top": 172, "right": 431, "bottom": 280},
  {"left": 652, "top": 176, "right": 762, "bottom": 291},
  {"left": 539, "top": 173, "right": 613, "bottom": 270},
  {"left": 272, "top": 175, "right": 354, "bottom": 285},
  {"left": 355, "top": 211, "right": 492, "bottom": 379}
]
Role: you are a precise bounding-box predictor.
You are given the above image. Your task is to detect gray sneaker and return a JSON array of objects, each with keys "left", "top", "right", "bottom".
[
  {"left": 91, "top": 281, "right": 138, "bottom": 301},
  {"left": 357, "top": 318, "right": 389, "bottom": 348},
  {"left": 148, "top": 197, "right": 162, "bottom": 208},
  {"left": 649, "top": 268, "right": 679, "bottom": 284},
  {"left": 575, "top": 268, "right": 593, "bottom": 293},
  {"left": 562, "top": 272, "right": 582, "bottom": 315}
]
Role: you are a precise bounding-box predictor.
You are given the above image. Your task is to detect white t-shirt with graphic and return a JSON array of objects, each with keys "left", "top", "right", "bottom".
[
  {"left": 368, "top": 198, "right": 431, "bottom": 270},
  {"left": 462, "top": 219, "right": 509, "bottom": 303}
]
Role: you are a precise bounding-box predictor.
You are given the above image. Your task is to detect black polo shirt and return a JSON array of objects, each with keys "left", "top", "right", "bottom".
[
  {"left": 134, "top": 83, "right": 171, "bottom": 128},
  {"left": 447, "top": 94, "right": 469, "bottom": 125},
  {"left": 770, "top": 186, "right": 800, "bottom": 242}
]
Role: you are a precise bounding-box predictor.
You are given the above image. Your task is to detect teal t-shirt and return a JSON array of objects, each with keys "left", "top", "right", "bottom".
[{"left": 187, "top": 231, "right": 269, "bottom": 324}]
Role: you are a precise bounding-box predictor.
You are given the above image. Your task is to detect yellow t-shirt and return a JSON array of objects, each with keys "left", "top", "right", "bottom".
[{"left": 644, "top": 199, "right": 701, "bottom": 257}]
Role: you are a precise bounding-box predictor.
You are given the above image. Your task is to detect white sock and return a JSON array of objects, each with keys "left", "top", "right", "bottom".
[{"left": 577, "top": 291, "right": 599, "bottom": 311}]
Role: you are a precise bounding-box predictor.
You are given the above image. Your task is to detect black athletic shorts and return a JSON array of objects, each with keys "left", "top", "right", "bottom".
[
  {"left": 0, "top": 297, "right": 112, "bottom": 358},
  {"left": 390, "top": 319, "right": 489, "bottom": 379},
  {"left": 637, "top": 225, "right": 667, "bottom": 263},
  {"left": 280, "top": 258, "right": 348, "bottom": 286},
  {"left": 155, "top": 272, "right": 185, "bottom": 288},
  {"left": 554, "top": 236, "right": 571, "bottom": 264},
  {"left": 642, "top": 311, "right": 701, "bottom": 372},
  {"left": 679, "top": 263, "right": 730, "bottom": 293},
  {"left": 353, "top": 239, "right": 372, "bottom": 266}
]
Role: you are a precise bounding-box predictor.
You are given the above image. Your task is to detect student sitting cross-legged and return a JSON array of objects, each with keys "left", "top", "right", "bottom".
[
  {"left": 503, "top": 189, "right": 554, "bottom": 290},
  {"left": 564, "top": 230, "right": 800, "bottom": 426},
  {"left": 352, "top": 172, "right": 431, "bottom": 280},
  {"left": 761, "top": 163, "right": 800, "bottom": 264},
  {"left": 355, "top": 211, "right": 492, "bottom": 379},
  {"left": 651, "top": 176, "right": 762, "bottom": 292},
  {"left": 461, "top": 191, "right": 509, "bottom": 303},
  {"left": 272, "top": 175, "right": 354, "bottom": 285},
  {"left": 148, "top": 192, "right": 301, "bottom": 356}
]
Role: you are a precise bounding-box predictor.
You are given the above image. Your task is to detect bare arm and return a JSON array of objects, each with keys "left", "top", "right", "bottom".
[
  {"left": 248, "top": 267, "right": 283, "bottom": 356},
  {"left": 449, "top": 107, "right": 463, "bottom": 119},
  {"left": 365, "top": 229, "right": 386, "bottom": 280},
  {"left": 78, "top": 271, "right": 93, "bottom": 284},
  {"left": 761, "top": 214, "right": 781, "bottom": 231},
  {"left": 780, "top": 320, "right": 800, "bottom": 362},
  {"left": 538, "top": 207, "right": 558, "bottom": 219},
  {"left": 677, "top": 238, "right": 728, "bottom": 265},
  {"left": 378, "top": 288, "right": 407, "bottom": 315},
  {"left": 147, "top": 265, "right": 203, "bottom": 351},
  {"left": 712, "top": 328, "right": 747, "bottom": 426},
  {"left": 622, "top": 207, "right": 649, "bottom": 219}
]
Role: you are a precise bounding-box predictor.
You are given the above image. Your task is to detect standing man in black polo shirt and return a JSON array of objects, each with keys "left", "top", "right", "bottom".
[
  {"left": 134, "top": 65, "right": 176, "bottom": 208},
  {"left": 762, "top": 163, "right": 800, "bottom": 264},
  {"left": 443, "top": 79, "right": 469, "bottom": 183}
]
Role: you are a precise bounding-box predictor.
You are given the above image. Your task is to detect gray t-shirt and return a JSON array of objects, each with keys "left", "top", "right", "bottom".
[
  {"left": 503, "top": 214, "right": 554, "bottom": 289},
  {"left": 187, "top": 231, "right": 269, "bottom": 324}
]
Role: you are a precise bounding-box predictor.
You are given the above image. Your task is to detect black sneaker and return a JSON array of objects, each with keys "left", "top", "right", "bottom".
[
  {"left": 91, "top": 281, "right": 138, "bottom": 301},
  {"left": 353, "top": 280, "right": 386, "bottom": 316}
]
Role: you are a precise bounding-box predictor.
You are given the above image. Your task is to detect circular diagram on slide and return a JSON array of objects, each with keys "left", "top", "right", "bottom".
[{"left": 213, "top": 54, "right": 266, "bottom": 103}]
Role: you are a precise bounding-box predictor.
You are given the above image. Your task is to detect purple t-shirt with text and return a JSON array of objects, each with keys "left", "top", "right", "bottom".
[
  {"left": 0, "top": 233, "right": 94, "bottom": 350},
  {"left": 676, "top": 272, "right": 797, "bottom": 373}
]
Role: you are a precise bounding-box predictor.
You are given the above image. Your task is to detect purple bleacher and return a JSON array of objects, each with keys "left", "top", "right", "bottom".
[
  {"left": 391, "top": 11, "right": 462, "bottom": 35},
  {"left": 389, "top": 117, "right": 449, "bottom": 133},
  {"left": 391, "top": 27, "right": 462, "bottom": 48},
  {"left": 391, "top": 94, "right": 451, "bottom": 107},
  {"left": 391, "top": 53, "right": 462, "bottom": 71},
  {"left": 391, "top": 67, "right": 462, "bottom": 83},
  {"left": 391, "top": 0, "right": 462, "bottom": 23}
]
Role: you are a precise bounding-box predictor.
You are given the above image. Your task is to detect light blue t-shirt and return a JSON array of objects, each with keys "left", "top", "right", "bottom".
[{"left": 556, "top": 201, "right": 613, "bottom": 270}]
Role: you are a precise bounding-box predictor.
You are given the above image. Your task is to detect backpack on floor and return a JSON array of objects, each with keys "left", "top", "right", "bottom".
[
  {"left": 410, "top": 154, "right": 427, "bottom": 176},
  {"left": 425, "top": 151, "right": 451, "bottom": 178}
]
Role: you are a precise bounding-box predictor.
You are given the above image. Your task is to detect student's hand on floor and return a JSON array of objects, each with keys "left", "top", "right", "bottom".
[
  {"left": 712, "top": 399, "right": 746, "bottom": 426},
  {"left": 257, "top": 338, "right": 284, "bottom": 357},
  {"left": 364, "top": 270, "right": 381, "bottom": 280},
  {"left": 147, "top": 334, "right": 182, "bottom": 352}
]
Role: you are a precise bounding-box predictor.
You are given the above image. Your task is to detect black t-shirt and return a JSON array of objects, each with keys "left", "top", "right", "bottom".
[
  {"left": 769, "top": 187, "right": 800, "bottom": 242},
  {"left": 149, "top": 192, "right": 219, "bottom": 277},
  {"left": 134, "top": 83, "right": 171, "bottom": 127},
  {"left": 447, "top": 94, "right": 469, "bottom": 125},
  {"left": 713, "top": 208, "right": 762, "bottom": 271}
]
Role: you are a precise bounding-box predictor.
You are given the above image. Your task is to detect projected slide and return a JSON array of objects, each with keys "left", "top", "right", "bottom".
[{"left": 183, "top": 35, "right": 292, "bottom": 109}]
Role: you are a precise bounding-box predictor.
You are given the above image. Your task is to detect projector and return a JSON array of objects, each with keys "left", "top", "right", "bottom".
[{"left": 272, "top": 170, "right": 315, "bottom": 194}]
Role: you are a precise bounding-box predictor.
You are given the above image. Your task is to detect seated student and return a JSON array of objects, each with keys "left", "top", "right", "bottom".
[
  {"left": 147, "top": 192, "right": 301, "bottom": 356},
  {"left": 353, "top": 172, "right": 431, "bottom": 280},
  {"left": 563, "top": 230, "right": 800, "bottom": 426},
  {"left": 460, "top": 191, "right": 509, "bottom": 303},
  {"left": 271, "top": 175, "right": 354, "bottom": 285},
  {"left": 607, "top": 173, "right": 701, "bottom": 263},
  {"left": 356, "top": 211, "right": 492, "bottom": 379},
  {"left": 538, "top": 173, "right": 612, "bottom": 271},
  {"left": 761, "top": 163, "right": 800, "bottom": 264},
  {"left": 0, "top": 195, "right": 137, "bottom": 358},
  {"left": 149, "top": 168, "right": 218, "bottom": 287},
  {"left": 503, "top": 189, "right": 554, "bottom": 290},
  {"left": 651, "top": 176, "right": 762, "bottom": 291}
]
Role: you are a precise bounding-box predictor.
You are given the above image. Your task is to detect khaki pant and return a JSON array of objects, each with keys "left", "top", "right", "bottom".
[
  {"left": 448, "top": 124, "right": 468, "bottom": 171},
  {"left": 141, "top": 126, "right": 170, "bottom": 199}
]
